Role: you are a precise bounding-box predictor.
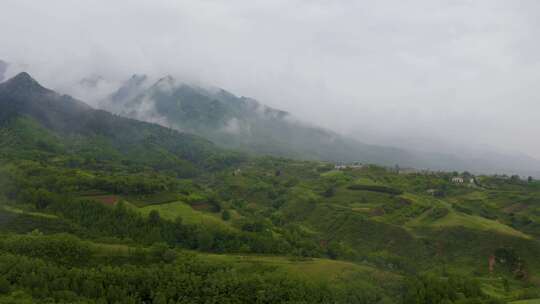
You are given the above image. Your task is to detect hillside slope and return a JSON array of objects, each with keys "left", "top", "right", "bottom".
[
  {"left": 100, "top": 75, "right": 417, "bottom": 165},
  {"left": 99, "top": 74, "right": 540, "bottom": 176},
  {"left": 0, "top": 73, "right": 243, "bottom": 175},
  {"left": 0, "top": 72, "right": 539, "bottom": 303}
]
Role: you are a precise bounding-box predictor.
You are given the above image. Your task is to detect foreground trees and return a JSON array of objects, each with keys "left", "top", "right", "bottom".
[{"left": 0, "top": 247, "right": 378, "bottom": 304}]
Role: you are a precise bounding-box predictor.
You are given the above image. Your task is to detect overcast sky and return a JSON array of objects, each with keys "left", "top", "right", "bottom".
[{"left": 1, "top": 0, "right": 540, "bottom": 158}]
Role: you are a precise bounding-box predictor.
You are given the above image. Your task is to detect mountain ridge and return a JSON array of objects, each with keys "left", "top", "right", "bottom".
[
  {"left": 0, "top": 72, "right": 243, "bottom": 175},
  {"left": 97, "top": 74, "right": 540, "bottom": 177}
]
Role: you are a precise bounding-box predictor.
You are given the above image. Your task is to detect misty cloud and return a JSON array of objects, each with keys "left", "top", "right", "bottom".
[
  {"left": 0, "top": 60, "right": 7, "bottom": 82},
  {"left": 1, "top": 0, "right": 540, "bottom": 159}
]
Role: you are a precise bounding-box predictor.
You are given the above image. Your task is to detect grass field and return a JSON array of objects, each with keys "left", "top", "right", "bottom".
[
  {"left": 200, "top": 252, "right": 400, "bottom": 286},
  {"left": 510, "top": 300, "right": 540, "bottom": 304},
  {"left": 85, "top": 236, "right": 400, "bottom": 290},
  {"left": 430, "top": 211, "right": 531, "bottom": 239},
  {"left": 138, "top": 201, "right": 233, "bottom": 230}
]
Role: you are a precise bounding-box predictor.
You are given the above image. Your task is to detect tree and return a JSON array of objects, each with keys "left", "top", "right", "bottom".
[
  {"left": 150, "top": 242, "right": 169, "bottom": 260},
  {"left": 528, "top": 176, "right": 534, "bottom": 183},
  {"left": 149, "top": 210, "right": 161, "bottom": 225},
  {"left": 323, "top": 186, "right": 335, "bottom": 198},
  {"left": 162, "top": 249, "right": 177, "bottom": 263},
  {"left": 0, "top": 276, "right": 11, "bottom": 294},
  {"left": 34, "top": 188, "right": 55, "bottom": 209},
  {"left": 197, "top": 231, "right": 214, "bottom": 251},
  {"left": 502, "top": 277, "right": 510, "bottom": 292},
  {"left": 129, "top": 245, "right": 148, "bottom": 263},
  {"left": 221, "top": 210, "right": 231, "bottom": 221},
  {"left": 327, "top": 242, "right": 343, "bottom": 260},
  {"left": 207, "top": 196, "right": 222, "bottom": 213}
]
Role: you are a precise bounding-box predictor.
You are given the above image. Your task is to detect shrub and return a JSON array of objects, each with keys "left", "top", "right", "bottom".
[
  {"left": 221, "top": 210, "right": 231, "bottom": 221},
  {"left": 0, "top": 234, "right": 91, "bottom": 265}
]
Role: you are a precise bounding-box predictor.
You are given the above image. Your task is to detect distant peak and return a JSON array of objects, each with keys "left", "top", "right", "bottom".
[
  {"left": 130, "top": 73, "right": 147, "bottom": 80},
  {"left": 11, "top": 72, "right": 40, "bottom": 85},
  {"left": 156, "top": 75, "right": 175, "bottom": 83},
  {"left": 127, "top": 74, "right": 148, "bottom": 85},
  {"left": 152, "top": 75, "right": 177, "bottom": 92},
  {"left": 2, "top": 72, "right": 49, "bottom": 94},
  {"left": 0, "top": 60, "right": 7, "bottom": 82}
]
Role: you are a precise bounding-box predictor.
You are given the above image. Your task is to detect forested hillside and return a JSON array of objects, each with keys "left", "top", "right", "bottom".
[
  {"left": 96, "top": 74, "right": 540, "bottom": 177},
  {"left": 0, "top": 73, "right": 539, "bottom": 303}
]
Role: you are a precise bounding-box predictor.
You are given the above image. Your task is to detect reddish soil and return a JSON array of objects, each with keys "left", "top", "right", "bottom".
[
  {"left": 95, "top": 195, "right": 120, "bottom": 205},
  {"left": 489, "top": 255, "right": 496, "bottom": 273},
  {"left": 190, "top": 203, "right": 210, "bottom": 211},
  {"left": 503, "top": 203, "right": 528, "bottom": 213}
]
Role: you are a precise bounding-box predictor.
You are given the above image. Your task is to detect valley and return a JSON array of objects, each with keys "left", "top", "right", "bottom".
[{"left": 0, "top": 73, "right": 539, "bottom": 303}]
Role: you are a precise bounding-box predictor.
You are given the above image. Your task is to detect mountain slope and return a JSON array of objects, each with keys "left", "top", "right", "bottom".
[
  {"left": 0, "top": 73, "right": 243, "bottom": 175},
  {"left": 100, "top": 75, "right": 424, "bottom": 165},
  {"left": 101, "top": 75, "right": 540, "bottom": 176},
  {"left": 0, "top": 72, "right": 538, "bottom": 303},
  {"left": 0, "top": 60, "right": 8, "bottom": 82}
]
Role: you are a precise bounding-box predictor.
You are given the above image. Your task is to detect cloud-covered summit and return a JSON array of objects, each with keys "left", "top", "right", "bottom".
[{"left": 1, "top": 0, "right": 539, "bottom": 160}]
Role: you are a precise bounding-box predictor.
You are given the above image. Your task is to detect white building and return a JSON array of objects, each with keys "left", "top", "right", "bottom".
[{"left": 451, "top": 177, "right": 464, "bottom": 184}]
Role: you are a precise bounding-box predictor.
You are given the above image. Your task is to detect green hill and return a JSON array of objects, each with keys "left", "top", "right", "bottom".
[{"left": 0, "top": 73, "right": 539, "bottom": 303}]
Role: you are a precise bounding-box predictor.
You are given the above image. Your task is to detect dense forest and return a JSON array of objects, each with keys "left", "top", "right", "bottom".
[{"left": 0, "top": 73, "right": 539, "bottom": 303}]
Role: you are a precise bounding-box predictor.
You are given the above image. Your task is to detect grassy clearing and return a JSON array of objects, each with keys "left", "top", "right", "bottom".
[
  {"left": 84, "top": 236, "right": 400, "bottom": 288},
  {"left": 201, "top": 252, "right": 399, "bottom": 284},
  {"left": 88, "top": 238, "right": 383, "bottom": 282},
  {"left": 327, "top": 186, "right": 394, "bottom": 207},
  {"left": 139, "top": 201, "right": 233, "bottom": 230},
  {"left": 510, "top": 300, "right": 540, "bottom": 304},
  {"left": 418, "top": 210, "right": 531, "bottom": 239},
  {"left": 90, "top": 242, "right": 132, "bottom": 257}
]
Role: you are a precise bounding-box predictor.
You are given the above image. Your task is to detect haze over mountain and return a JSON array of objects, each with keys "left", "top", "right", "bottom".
[
  {"left": 90, "top": 73, "right": 540, "bottom": 177},
  {"left": 0, "top": 72, "right": 241, "bottom": 178},
  {"left": 2, "top": 1, "right": 540, "bottom": 168},
  {"left": 3, "top": 71, "right": 540, "bottom": 304},
  {"left": 0, "top": 60, "right": 8, "bottom": 82},
  {"left": 2, "top": 2, "right": 540, "bottom": 302},
  {"left": 1, "top": 68, "right": 538, "bottom": 176}
]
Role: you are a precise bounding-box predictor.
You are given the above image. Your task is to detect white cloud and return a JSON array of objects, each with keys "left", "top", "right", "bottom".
[{"left": 1, "top": 0, "right": 539, "bottom": 158}]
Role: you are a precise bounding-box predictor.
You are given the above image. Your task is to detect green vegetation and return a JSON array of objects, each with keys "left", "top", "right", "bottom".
[
  {"left": 139, "top": 201, "right": 232, "bottom": 229},
  {"left": 0, "top": 74, "right": 539, "bottom": 303}
]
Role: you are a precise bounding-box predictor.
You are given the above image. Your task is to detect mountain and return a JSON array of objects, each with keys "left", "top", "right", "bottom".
[
  {"left": 348, "top": 130, "right": 540, "bottom": 177},
  {"left": 0, "top": 72, "right": 243, "bottom": 175},
  {"left": 0, "top": 60, "right": 7, "bottom": 82},
  {"left": 100, "top": 75, "right": 418, "bottom": 163},
  {"left": 1, "top": 72, "right": 539, "bottom": 304},
  {"left": 101, "top": 75, "right": 540, "bottom": 177}
]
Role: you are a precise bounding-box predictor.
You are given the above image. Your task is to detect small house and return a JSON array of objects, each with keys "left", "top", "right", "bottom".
[{"left": 451, "top": 177, "right": 464, "bottom": 184}]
